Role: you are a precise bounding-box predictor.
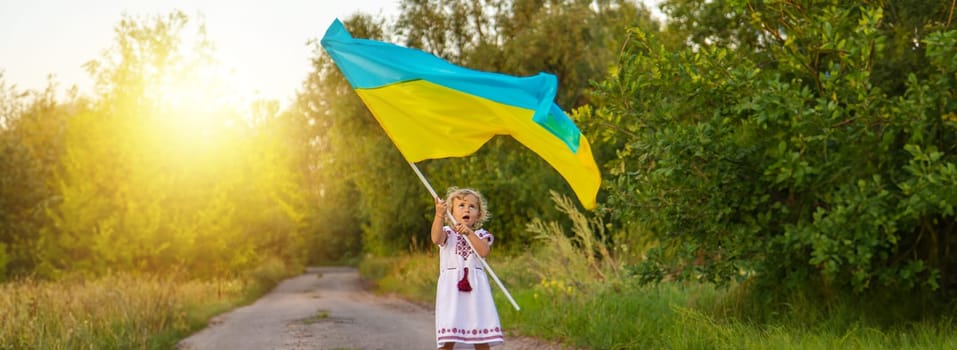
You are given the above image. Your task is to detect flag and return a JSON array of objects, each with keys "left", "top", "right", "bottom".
[{"left": 320, "top": 19, "right": 600, "bottom": 209}]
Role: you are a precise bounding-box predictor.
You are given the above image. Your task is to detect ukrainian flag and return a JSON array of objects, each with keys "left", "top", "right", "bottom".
[{"left": 320, "top": 19, "right": 600, "bottom": 209}]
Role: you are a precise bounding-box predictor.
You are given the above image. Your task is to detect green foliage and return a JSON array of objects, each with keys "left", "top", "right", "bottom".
[
  {"left": 525, "top": 191, "right": 620, "bottom": 283},
  {"left": 297, "top": 0, "right": 660, "bottom": 257},
  {"left": 296, "top": 14, "right": 421, "bottom": 258},
  {"left": 0, "top": 76, "right": 73, "bottom": 278},
  {"left": 0, "top": 12, "right": 312, "bottom": 279},
  {"left": 290, "top": 47, "right": 366, "bottom": 264},
  {"left": 589, "top": 1, "right": 957, "bottom": 300},
  {"left": 359, "top": 253, "right": 436, "bottom": 304},
  {"left": 368, "top": 194, "right": 957, "bottom": 349}
]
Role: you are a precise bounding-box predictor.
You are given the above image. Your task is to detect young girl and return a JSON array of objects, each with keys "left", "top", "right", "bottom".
[{"left": 431, "top": 187, "right": 504, "bottom": 349}]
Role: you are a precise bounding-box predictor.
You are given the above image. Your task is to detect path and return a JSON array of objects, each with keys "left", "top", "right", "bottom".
[{"left": 178, "top": 267, "right": 568, "bottom": 350}]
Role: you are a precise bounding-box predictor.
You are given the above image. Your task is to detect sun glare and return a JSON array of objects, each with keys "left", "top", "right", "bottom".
[
  {"left": 90, "top": 11, "right": 275, "bottom": 169},
  {"left": 132, "top": 58, "right": 259, "bottom": 175},
  {"left": 150, "top": 72, "right": 212, "bottom": 145},
  {"left": 109, "top": 14, "right": 264, "bottom": 153},
  {"left": 145, "top": 54, "right": 253, "bottom": 146}
]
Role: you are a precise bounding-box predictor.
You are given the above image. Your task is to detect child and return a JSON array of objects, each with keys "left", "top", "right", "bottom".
[{"left": 432, "top": 187, "right": 504, "bottom": 349}]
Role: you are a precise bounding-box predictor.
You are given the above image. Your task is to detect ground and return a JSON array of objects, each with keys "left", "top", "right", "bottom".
[{"left": 178, "top": 266, "right": 574, "bottom": 350}]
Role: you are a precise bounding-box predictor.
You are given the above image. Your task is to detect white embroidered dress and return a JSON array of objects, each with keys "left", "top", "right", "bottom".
[{"left": 435, "top": 226, "right": 504, "bottom": 348}]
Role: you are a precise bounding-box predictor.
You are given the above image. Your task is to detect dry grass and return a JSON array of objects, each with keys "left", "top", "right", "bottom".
[{"left": 0, "top": 273, "right": 247, "bottom": 349}]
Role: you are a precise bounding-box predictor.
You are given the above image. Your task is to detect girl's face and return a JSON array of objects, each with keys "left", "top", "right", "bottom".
[{"left": 451, "top": 194, "right": 481, "bottom": 228}]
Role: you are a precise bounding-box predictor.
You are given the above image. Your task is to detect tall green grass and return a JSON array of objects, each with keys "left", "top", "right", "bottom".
[
  {"left": 0, "top": 258, "right": 295, "bottom": 349},
  {"left": 360, "top": 252, "right": 437, "bottom": 305},
  {"left": 498, "top": 279, "right": 957, "bottom": 349},
  {"left": 362, "top": 193, "right": 957, "bottom": 349}
]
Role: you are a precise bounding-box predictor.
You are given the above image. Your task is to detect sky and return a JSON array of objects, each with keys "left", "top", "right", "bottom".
[
  {"left": 0, "top": 0, "right": 401, "bottom": 105},
  {"left": 1, "top": 1, "right": 663, "bottom": 106}
]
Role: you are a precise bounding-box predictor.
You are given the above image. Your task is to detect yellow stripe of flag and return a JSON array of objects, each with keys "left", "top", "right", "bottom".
[{"left": 321, "top": 19, "right": 601, "bottom": 209}]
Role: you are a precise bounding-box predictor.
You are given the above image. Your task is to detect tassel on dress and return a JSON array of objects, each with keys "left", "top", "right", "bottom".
[{"left": 458, "top": 267, "right": 472, "bottom": 292}]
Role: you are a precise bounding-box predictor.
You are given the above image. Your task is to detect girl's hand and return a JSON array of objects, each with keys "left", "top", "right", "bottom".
[
  {"left": 454, "top": 223, "right": 472, "bottom": 236},
  {"left": 434, "top": 198, "right": 446, "bottom": 219},
  {"left": 430, "top": 198, "right": 449, "bottom": 246}
]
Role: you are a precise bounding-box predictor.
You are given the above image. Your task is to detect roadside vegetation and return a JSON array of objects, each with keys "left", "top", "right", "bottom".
[
  {"left": 362, "top": 194, "right": 957, "bottom": 349},
  {"left": 2, "top": 1, "right": 955, "bottom": 349},
  {"left": 0, "top": 259, "right": 293, "bottom": 349}
]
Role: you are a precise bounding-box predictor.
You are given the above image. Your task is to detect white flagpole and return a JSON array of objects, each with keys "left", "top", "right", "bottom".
[{"left": 408, "top": 162, "right": 521, "bottom": 311}]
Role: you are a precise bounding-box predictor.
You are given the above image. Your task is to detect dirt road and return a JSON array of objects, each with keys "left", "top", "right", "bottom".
[{"left": 178, "top": 267, "right": 568, "bottom": 350}]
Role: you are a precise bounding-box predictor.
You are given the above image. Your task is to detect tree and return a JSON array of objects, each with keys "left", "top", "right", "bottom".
[
  {"left": 0, "top": 74, "right": 81, "bottom": 279},
  {"left": 295, "top": 14, "right": 420, "bottom": 258},
  {"left": 589, "top": 0, "right": 957, "bottom": 304},
  {"left": 37, "top": 11, "right": 310, "bottom": 278},
  {"left": 391, "top": 0, "right": 659, "bottom": 250},
  {"left": 296, "top": 1, "right": 659, "bottom": 257}
]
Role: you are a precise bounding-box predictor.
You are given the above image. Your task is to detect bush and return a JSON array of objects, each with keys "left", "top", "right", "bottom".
[{"left": 586, "top": 2, "right": 957, "bottom": 303}]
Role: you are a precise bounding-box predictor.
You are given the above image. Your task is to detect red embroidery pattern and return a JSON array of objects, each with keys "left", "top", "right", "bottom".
[
  {"left": 437, "top": 327, "right": 503, "bottom": 341},
  {"left": 454, "top": 233, "right": 471, "bottom": 260},
  {"left": 453, "top": 229, "right": 492, "bottom": 261}
]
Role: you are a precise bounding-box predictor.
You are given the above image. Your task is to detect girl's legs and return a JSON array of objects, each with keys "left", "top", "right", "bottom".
[{"left": 474, "top": 343, "right": 490, "bottom": 350}]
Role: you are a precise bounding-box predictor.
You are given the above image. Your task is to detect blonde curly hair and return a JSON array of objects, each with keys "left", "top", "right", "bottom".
[{"left": 444, "top": 187, "right": 490, "bottom": 229}]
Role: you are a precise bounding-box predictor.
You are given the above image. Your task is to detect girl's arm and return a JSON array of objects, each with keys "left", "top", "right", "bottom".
[{"left": 431, "top": 198, "right": 448, "bottom": 245}]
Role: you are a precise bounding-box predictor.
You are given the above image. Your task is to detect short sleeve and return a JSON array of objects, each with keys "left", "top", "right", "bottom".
[
  {"left": 475, "top": 229, "right": 494, "bottom": 245},
  {"left": 439, "top": 226, "right": 455, "bottom": 246}
]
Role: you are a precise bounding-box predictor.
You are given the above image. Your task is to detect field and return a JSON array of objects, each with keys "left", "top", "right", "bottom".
[{"left": 0, "top": 261, "right": 290, "bottom": 349}]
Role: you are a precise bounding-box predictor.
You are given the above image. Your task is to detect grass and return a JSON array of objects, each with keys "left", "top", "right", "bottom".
[
  {"left": 496, "top": 279, "right": 957, "bottom": 349},
  {"left": 0, "top": 259, "right": 296, "bottom": 349},
  {"left": 363, "top": 251, "right": 957, "bottom": 349},
  {"left": 4, "top": 192, "right": 954, "bottom": 349},
  {"left": 4, "top": 255, "right": 953, "bottom": 350},
  {"left": 360, "top": 252, "right": 436, "bottom": 304},
  {"left": 301, "top": 310, "right": 331, "bottom": 324},
  {"left": 359, "top": 194, "right": 957, "bottom": 350}
]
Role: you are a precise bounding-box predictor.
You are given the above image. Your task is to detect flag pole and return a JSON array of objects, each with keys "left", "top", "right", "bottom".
[{"left": 408, "top": 162, "right": 521, "bottom": 311}]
